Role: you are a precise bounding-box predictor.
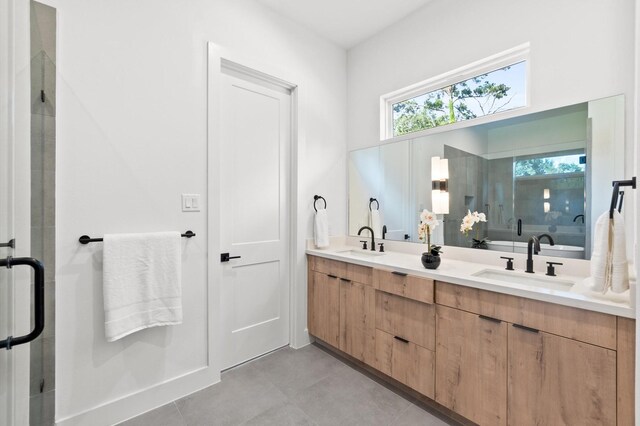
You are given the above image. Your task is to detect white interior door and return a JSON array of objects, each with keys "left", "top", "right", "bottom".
[{"left": 219, "top": 71, "right": 291, "bottom": 370}]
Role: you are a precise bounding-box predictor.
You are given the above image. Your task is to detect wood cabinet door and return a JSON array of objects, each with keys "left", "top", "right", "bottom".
[
  {"left": 339, "top": 280, "right": 375, "bottom": 365},
  {"left": 375, "top": 329, "right": 435, "bottom": 399},
  {"left": 308, "top": 271, "right": 340, "bottom": 347},
  {"left": 507, "top": 325, "right": 617, "bottom": 426},
  {"left": 435, "top": 305, "right": 507, "bottom": 426}
]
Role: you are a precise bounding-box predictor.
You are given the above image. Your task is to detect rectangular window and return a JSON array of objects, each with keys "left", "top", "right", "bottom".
[
  {"left": 381, "top": 44, "right": 530, "bottom": 140},
  {"left": 514, "top": 152, "right": 586, "bottom": 177},
  {"left": 392, "top": 62, "right": 526, "bottom": 136}
]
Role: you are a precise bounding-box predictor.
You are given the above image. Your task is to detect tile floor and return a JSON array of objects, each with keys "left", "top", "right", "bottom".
[{"left": 119, "top": 344, "right": 458, "bottom": 426}]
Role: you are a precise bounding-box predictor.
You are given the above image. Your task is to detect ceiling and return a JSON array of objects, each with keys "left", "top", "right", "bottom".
[{"left": 256, "top": 0, "right": 432, "bottom": 49}]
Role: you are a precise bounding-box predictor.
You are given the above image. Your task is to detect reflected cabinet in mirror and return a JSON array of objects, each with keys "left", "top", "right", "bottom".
[{"left": 348, "top": 95, "right": 626, "bottom": 260}]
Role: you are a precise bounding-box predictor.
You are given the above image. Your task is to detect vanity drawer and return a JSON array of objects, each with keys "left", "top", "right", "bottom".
[
  {"left": 309, "top": 255, "right": 346, "bottom": 277},
  {"left": 376, "top": 290, "right": 435, "bottom": 351},
  {"left": 373, "top": 269, "right": 434, "bottom": 304},
  {"left": 375, "top": 329, "right": 435, "bottom": 399},
  {"left": 436, "top": 281, "right": 617, "bottom": 349},
  {"left": 309, "top": 255, "right": 372, "bottom": 285}
]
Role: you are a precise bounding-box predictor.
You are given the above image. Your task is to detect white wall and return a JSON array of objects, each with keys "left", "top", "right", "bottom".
[
  {"left": 635, "top": 0, "right": 640, "bottom": 416},
  {"left": 48, "top": 0, "right": 347, "bottom": 424}
]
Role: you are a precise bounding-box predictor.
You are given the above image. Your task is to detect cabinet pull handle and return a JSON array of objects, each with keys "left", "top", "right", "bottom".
[
  {"left": 327, "top": 274, "right": 338, "bottom": 279},
  {"left": 479, "top": 315, "right": 502, "bottom": 324},
  {"left": 391, "top": 271, "right": 407, "bottom": 277},
  {"left": 513, "top": 323, "right": 539, "bottom": 333},
  {"left": 340, "top": 278, "right": 351, "bottom": 283},
  {"left": 393, "top": 336, "right": 409, "bottom": 344}
]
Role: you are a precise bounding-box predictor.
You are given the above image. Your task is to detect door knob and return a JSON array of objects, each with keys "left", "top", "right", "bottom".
[{"left": 220, "top": 253, "right": 241, "bottom": 262}]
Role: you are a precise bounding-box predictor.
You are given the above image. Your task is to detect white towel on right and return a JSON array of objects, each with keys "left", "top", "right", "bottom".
[
  {"left": 369, "top": 209, "right": 382, "bottom": 238},
  {"left": 314, "top": 209, "right": 330, "bottom": 248},
  {"left": 590, "top": 210, "right": 629, "bottom": 293}
]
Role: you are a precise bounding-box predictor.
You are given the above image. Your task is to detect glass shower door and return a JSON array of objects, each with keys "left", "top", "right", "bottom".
[{"left": 0, "top": 0, "right": 18, "bottom": 422}]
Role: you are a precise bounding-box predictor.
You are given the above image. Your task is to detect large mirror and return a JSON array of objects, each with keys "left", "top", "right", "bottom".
[{"left": 348, "top": 95, "right": 625, "bottom": 260}]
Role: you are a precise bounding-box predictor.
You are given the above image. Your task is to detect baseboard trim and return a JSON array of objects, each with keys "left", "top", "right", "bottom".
[{"left": 55, "top": 367, "right": 220, "bottom": 426}]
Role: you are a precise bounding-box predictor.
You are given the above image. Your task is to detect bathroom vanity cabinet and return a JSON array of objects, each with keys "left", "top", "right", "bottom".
[
  {"left": 437, "top": 282, "right": 620, "bottom": 425},
  {"left": 307, "top": 254, "right": 636, "bottom": 426},
  {"left": 308, "top": 256, "right": 375, "bottom": 364}
]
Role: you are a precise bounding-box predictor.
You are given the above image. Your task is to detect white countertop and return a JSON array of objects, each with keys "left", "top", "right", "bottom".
[{"left": 307, "top": 244, "right": 635, "bottom": 319}]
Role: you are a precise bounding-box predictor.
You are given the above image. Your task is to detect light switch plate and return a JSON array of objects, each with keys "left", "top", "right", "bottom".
[{"left": 182, "top": 194, "right": 201, "bottom": 212}]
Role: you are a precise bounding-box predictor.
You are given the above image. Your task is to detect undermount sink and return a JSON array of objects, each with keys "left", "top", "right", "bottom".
[
  {"left": 472, "top": 269, "right": 575, "bottom": 291},
  {"left": 337, "top": 249, "right": 386, "bottom": 257}
]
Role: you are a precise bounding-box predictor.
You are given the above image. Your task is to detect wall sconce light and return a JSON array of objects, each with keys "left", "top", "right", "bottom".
[
  {"left": 544, "top": 202, "right": 551, "bottom": 213},
  {"left": 431, "top": 156, "right": 449, "bottom": 214},
  {"left": 543, "top": 188, "right": 550, "bottom": 199}
]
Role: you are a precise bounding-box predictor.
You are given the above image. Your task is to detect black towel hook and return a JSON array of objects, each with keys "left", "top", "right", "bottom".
[
  {"left": 313, "top": 195, "right": 327, "bottom": 213},
  {"left": 369, "top": 198, "right": 379, "bottom": 211},
  {"left": 610, "top": 177, "right": 636, "bottom": 219}
]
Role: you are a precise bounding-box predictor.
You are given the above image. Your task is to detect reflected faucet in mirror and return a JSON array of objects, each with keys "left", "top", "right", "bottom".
[
  {"left": 538, "top": 233, "right": 555, "bottom": 248},
  {"left": 357, "top": 226, "right": 376, "bottom": 251},
  {"left": 573, "top": 214, "right": 585, "bottom": 224}
]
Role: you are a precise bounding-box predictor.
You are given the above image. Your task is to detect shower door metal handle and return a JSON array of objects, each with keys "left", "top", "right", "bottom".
[{"left": 0, "top": 256, "right": 45, "bottom": 350}]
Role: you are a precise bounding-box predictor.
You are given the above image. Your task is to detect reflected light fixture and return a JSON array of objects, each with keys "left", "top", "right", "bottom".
[{"left": 431, "top": 156, "right": 449, "bottom": 214}]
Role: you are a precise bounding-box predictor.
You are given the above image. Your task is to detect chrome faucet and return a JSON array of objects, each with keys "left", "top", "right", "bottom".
[
  {"left": 357, "top": 226, "right": 376, "bottom": 251},
  {"left": 525, "top": 236, "right": 540, "bottom": 273}
]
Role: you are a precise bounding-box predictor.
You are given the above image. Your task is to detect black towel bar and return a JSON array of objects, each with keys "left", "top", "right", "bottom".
[{"left": 79, "top": 230, "right": 196, "bottom": 244}]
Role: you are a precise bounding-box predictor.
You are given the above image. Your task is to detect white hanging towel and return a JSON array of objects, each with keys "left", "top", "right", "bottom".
[
  {"left": 590, "top": 211, "right": 629, "bottom": 293},
  {"left": 369, "top": 209, "right": 382, "bottom": 238},
  {"left": 103, "top": 231, "right": 183, "bottom": 342},
  {"left": 314, "top": 209, "right": 330, "bottom": 248}
]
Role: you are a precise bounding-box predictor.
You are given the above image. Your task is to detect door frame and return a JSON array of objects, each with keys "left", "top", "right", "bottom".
[
  {"left": 0, "top": 0, "right": 33, "bottom": 424},
  {"left": 207, "top": 43, "right": 303, "bottom": 376}
]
